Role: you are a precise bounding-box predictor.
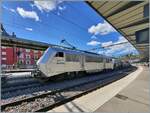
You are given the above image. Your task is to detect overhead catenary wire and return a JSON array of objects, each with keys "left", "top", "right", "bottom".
[
  {"left": 2, "top": 4, "right": 90, "bottom": 42},
  {"left": 66, "top": 2, "right": 96, "bottom": 27},
  {"left": 2, "top": 2, "right": 99, "bottom": 37},
  {"left": 3, "top": 3, "right": 131, "bottom": 55}
]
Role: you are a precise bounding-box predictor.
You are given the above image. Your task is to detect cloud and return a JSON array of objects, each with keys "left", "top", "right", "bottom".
[
  {"left": 101, "top": 36, "right": 128, "bottom": 47},
  {"left": 105, "top": 44, "right": 130, "bottom": 55},
  {"left": 101, "top": 41, "right": 113, "bottom": 47},
  {"left": 57, "top": 12, "right": 61, "bottom": 15},
  {"left": 91, "top": 35, "right": 97, "bottom": 39},
  {"left": 58, "top": 6, "right": 66, "bottom": 11},
  {"left": 98, "top": 36, "right": 136, "bottom": 56},
  {"left": 88, "top": 21, "right": 116, "bottom": 35},
  {"left": 34, "top": 0, "right": 64, "bottom": 12},
  {"left": 87, "top": 40, "right": 101, "bottom": 46},
  {"left": 112, "top": 44, "right": 136, "bottom": 55},
  {"left": 17, "top": 7, "right": 39, "bottom": 21},
  {"left": 2, "top": 5, "right": 16, "bottom": 13},
  {"left": 56, "top": 5, "right": 66, "bottom": 16},
  {"left": 25, "top": 27, "right": 33, "bottom": 31},
  {"left": 86, "top": 36, "right": 128, "bottom": 49},
  {"left": 99, "top": 43, "right": 135, "bottom": 56},
  {"left": 30, "top": 4, "right": 34, "bottom": 7},
  {"left": 2, "top": 5, "right": 8, "bottom": 10},
  {"left": 116, "top": 36, "right": 128, "bottom": 44},
  {"left": 98, "top": 51, "right": 104, "bottom": 54},
  {"left": 10, "top": 8, "right": 16, "bottom": 13}
]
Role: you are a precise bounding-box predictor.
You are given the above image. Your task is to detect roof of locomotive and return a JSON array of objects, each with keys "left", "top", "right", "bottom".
[{"left": 51, "top": 46, "right": 111, "bottom": 59}]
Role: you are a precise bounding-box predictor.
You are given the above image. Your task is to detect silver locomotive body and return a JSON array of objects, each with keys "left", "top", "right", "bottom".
[{"left": 36, "top": 46, "right": 116, "bottom": 78}]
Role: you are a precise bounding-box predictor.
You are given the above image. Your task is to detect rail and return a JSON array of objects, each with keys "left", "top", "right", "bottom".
[{"left": 1, "top": 67, "right": 137, "bottom": 112}]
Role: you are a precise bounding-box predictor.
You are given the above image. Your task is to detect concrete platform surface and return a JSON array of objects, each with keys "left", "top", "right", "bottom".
[
  {"left": 95, "top": 66, "right": 150, "bottom": 112},
  {"left": 48, "top": 66, "right": 149, "bottom": 112}
]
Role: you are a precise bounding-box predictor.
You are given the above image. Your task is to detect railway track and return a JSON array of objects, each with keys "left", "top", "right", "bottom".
[
  {"left": 2, "top": 82, "right": 41, "bottom": 94},
  {"left": 2, "top": 75, "right": 42, "bottom": 99},
  {"left": 2, "top": 70, "right": 115, "bottom": 99},
  {"left": 2, "top": 78, "right": 40, "bottom": 97},
  {"left": 2, "top": 79, "right": 39, "bottom": 89},
  {"left": 1, "top": 67, "right": 136, "bottom": 112},
  {"left": 2, "top": 74, "right": 37, "bottom": 88},
  {"left": 2, "top": 67, "right": 134, "bottom": 99}
]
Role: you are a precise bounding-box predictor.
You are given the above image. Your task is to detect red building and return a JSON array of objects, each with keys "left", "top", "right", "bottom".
[
  {"left": 1, "top": 24, "right": 44, "bottom": 69},
  {"left": 1, "top": 46, "right": 43, "bottom": 69}
]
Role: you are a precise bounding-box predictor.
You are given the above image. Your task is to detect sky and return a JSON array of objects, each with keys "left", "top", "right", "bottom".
[{"left": 2, "top": 0, "right": 139, "bottom": 57}]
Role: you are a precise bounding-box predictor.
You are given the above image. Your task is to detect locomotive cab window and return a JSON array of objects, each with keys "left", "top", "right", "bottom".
[{"left": 55, "top": 52, "right": 64, "bottom": 57}]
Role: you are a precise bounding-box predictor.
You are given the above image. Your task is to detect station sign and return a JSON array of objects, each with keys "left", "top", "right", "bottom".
[{"left": 135, "top": 28, "right": 149, "bottom": 44}]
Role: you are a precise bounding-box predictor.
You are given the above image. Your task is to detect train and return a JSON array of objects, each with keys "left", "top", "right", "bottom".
[{"left": 32, "top": 46, "right": 131, "bottom": 80}]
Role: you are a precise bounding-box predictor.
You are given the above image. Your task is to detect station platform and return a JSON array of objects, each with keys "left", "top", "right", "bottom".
[
  {"left": 95, "top": 66, "right": 150, "bottom": 112},
  {"left": 2, "top": 68, "right": 35, "bottom": 73},
  {"left": 48, "top": 66, "right": 150, "bottom": 112}
]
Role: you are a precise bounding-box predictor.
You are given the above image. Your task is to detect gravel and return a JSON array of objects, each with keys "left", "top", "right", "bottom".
[
  {"left": 2, "top": 71, "right": 116, "bottom": 99},
  {"left": 3, "top": 80, "right": 101, "bottom": 112},
  {"left": 2, "top": 68, "right": 135, "bottom": 112}
]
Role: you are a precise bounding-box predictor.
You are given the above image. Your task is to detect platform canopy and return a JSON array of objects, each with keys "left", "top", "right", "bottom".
[{"left": 87, "top": 1, "right": 149, "bottom": 60}]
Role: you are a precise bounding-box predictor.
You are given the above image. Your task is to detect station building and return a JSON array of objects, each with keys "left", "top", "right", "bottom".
[
  {"left": 1, "top": 24, "right": 43, "bottom": 69},
  {"left": 1, "top": 46, "right": 43, "bottom": 69}
]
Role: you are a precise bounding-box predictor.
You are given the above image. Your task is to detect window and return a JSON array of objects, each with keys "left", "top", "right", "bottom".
[
  {"left": 66, "top": 54, "right": 79, "bottom": 62},
  {"left": 136, "top": 28, "right": 149, "bottom": 44},
  {"left": 19, "top": 54, "right": 24, "bottom": 58},
  {"left": 26, "top": 60, "right": 30, "bottom": 65},
  {"left": 26, "top": 49, "right": 30, "bottom": 52},
  {"left": 144, "top": 4, "right": 149, "bottom": 17},
  {"left": 26, "top": 54, "right": 30, "bottom": 59},
  {"left": 2, "top": 52, "right": 6, "bottom": 55},
  {"left": 2, "top": 64, "right": 6, "bottom": 68},
  {"left": 19, "top": 60, "right": 23, "bottom": 64},
  {"left": 106, "top": 59, "right": 109, "bottom": 63},
  {"left": 41, "top": 51, "right": 44, "bottom": 54},
  {"left": 55, "top": 52, "right": 64, "bottom": 57},
  {"left": 2, "top": 46, "right": 6, "bottom": 49},
  {"left": 16, "top": 51, "right": 21, "bottom": 56},
  {"left": 1, "top": 60, "right": 6, "bottom": 64},
  {"left": 34, "top": 55, "right": 38, "bottom": 60},
  {"left": 20, "top": 48, "right": 23, "bottom": 51},
  {"left": 34, "top": 50, "right": 38, "bottom": 53},
  {"left": 2, "top": 57, "right": 6, "bottom": 60},
  {"left": 110, "top": 59, "right": 112, "bottom": 62},
  {"left": 86, "top": 56, "right": 103, "bottom": 63},
  {"left": 106, "top": 58, "right": 112, "bottom": 63}
]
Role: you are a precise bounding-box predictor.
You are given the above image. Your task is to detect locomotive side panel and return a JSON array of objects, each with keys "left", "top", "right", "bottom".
[
  {"left": 48, "top": 52, "right": 66, "bottom": 76},
  {"left": 64, "top": 53, "right": 82, "bottom": 72},
  {"left": 84, "top": 55, "right": 104, "bottom": 72},
  {"left": 105, "top": 58, "right": 114, "bottom": 70},
  {"left": 36, "top": 47, "right": 56, "bottom": 77},
  {"left": 45, "top": 51, "right": 83, "bottom": 77}
]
